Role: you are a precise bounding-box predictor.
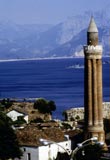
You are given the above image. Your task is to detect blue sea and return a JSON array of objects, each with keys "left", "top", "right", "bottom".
[{"left": 0, "top": 57, "right": 109, "bottom": 119}]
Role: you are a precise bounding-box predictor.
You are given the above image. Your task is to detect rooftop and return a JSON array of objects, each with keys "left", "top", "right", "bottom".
[{"left": 16, "top": 124, "right": 65, "bottom": 147}]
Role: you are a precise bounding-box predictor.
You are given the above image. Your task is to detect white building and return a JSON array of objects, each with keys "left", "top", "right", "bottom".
[
  {"left": 7, "top": 109, "right": 28, "bottom": 124},
  {"left": 20, "top": 140, "right": 71, "bottom": 160}
]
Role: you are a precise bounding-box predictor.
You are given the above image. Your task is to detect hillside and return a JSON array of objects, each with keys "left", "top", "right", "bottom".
[
  {"left": 4, "top": 101, "right": 52, "bottom": 122},
  {"left": 0, "top": 11, "right": 109, "bottom": 59}
]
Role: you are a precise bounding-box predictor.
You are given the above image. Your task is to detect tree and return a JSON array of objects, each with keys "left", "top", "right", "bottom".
[
  {"left": 104, "top": 118, "right": 110, "bottom": 133},
  {"left": 34, "top": 98, "right": 56, "bottom": 114},
  {"left": 0, "top": 98, "right": 13, "bottom": 109},
  {"left": 74, "top": 143, "right": 103, "bottom": 160},
  {"left": 62, "top": 111, "right": 68, "bottom": 121},
  {"left": 48, "top": 100, "right": 56, "bottom": 113},
  {"left": 0, "top": 112, "right": 22, "bottom": 160}
]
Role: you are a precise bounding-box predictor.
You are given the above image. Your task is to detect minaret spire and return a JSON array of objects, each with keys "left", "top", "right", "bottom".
[
  {"left": 87, "top": 17, "right": 98, "bottom": 46},
  {"left": 88, "top": 16, "right": 98, "bottom": 33}
]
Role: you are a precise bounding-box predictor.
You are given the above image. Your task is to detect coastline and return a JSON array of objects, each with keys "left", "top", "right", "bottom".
[
  {"left": 0, "top": 56, "right": 83, "bottom": 63},
  {"left": 0, "top": 55, "right": 109, "bottom": 63}
]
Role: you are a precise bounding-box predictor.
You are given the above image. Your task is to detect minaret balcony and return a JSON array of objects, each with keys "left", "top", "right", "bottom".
[{"left": 83, "top": 45, "right": 102, "bottom": 59}]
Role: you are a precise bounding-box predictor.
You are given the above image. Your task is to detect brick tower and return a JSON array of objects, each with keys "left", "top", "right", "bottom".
[{"left": 83, "top": 17, "right": 105, "bottom": 142}]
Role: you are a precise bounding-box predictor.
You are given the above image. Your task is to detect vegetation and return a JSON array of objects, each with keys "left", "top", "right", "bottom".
[
  {"left": 74, "top": 143, "right": 103, "bottom": 160},
  {"left": 75, "top": 115, "right": 80, "bottom": 120},
  {"left": 30, "top": 117, "right": 44, "bottom": 123},
  {"left": 0, "top": 98, "right": 13, "bottom": 110},
  {"left": 0, "top": 112, "right": 22, "bottom": 160},
  {"left": 62, "top": 122, "right": 72, "bottom": 130},
  {"left": 34, "top": 98, "right": 56, "bottom": 114},
  {"left": 55, "top": 152, "right": 70, "bottom": 160},
  {"left": 104, "top": 118, "right": 110, "bottom": 134},
  {"left": 13, "top": 116, "right": 27, "bottom": 126},
  {"left": 62, "top": 111, "right": 67, "bottom": 120}
]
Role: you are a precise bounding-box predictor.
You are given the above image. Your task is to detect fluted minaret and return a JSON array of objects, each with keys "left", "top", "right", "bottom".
[{"left": 84, "top": 17, "right": 105, "bottom": 142}]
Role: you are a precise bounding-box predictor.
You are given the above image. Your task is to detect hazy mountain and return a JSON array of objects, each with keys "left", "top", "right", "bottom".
[
  {"left": 47, "top": 27, "right": 109, "bottom": 58},
  {"left": 0, "top": 21, "right": 53, "bottom": 59},
  {"left": 0, "top": 11, "right": 109, "bottom": 59},
  {"left": 46, "top": 29, "right": 86, "bottom": 58},
  {"left": 45, "top": 11, "right": 109, "bottom": 58},
  {"left": 0, "top": 21, "right": 52, "bottom": 40}
]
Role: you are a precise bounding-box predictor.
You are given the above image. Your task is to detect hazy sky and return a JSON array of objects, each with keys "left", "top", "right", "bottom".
[{"left": 0, "top": 0, "right": 109, "bottom": 24}]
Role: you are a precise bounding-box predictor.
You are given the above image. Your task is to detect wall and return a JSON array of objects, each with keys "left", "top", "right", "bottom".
[
  {"left": 38, "top": 140, "right": 71, "bottom": 160},
  {"left": 7, "top": 110, "right": 24, "bottom": 121},
  {"left": 19, "top": 140, "right": 71, "bottom": 160},
  {"left": 7, "top": 110, "right": 28, "bottom": 123},
  {"left": 24, "top": 115, "right": 29, "bottom": 124},
  {"left": 65, "top": 102, "right": 110, "bottom": 121},
  {"left": 20, "top": 146, "right": 39, "bottom": 160}
]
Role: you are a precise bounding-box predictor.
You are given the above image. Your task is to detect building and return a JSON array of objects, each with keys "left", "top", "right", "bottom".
[
  {"left": 7, "top": 108, "right": 28, "bottom": 124},
  {"left": 16, "top": 125, "right": 71, "bottom": 160},
  {"left": 19, "top": 141, "right": 71, "bottom": 160},
  {"left": 83, "top": 17, "right": 105, "bottom": 142}
]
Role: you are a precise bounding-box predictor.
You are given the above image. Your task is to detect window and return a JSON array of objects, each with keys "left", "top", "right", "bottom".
[{"left": 27, "top": 153, "right": 31, "bottom": 160}]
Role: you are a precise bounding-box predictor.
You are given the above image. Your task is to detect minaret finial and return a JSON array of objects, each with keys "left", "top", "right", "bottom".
[{"left": 88, "top": 17, "right": 98, "bottom": 32}]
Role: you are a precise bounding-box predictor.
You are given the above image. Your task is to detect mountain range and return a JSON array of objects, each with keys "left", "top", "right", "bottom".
[{"left": 0, "top": 11, "right": 109, "bottom": 59}]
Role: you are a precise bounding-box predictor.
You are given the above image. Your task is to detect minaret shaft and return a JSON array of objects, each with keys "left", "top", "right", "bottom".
[
  {"left": 97, "top": 60, "right": 103, "bottom": 125},
  {"left": 92, "top": 59, "right": 98, "bottom": 126},
  {"left": 84, "top": 17, "right": 105, "bottom": 142}
]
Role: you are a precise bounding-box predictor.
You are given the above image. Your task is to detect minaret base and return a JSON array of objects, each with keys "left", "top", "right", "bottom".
[{"left": 84, "top": 126, "right": 105, "bottom": 142}]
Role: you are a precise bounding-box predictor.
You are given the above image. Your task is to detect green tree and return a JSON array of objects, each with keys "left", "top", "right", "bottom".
[
  {"left": 74, "top": 143, "right": 103, "bottom": 160},
  {"left": 48, "top": 100, "right": 56, "bottom": 113},
  {"left": 34, "top": 98, "right": 56, "bottom": 114},
  {"left": 62, "top": 111, "right": 68, "bottom": 121},
  {"left": 104, "top": 118, "right": 110, "bottom": 133},
  {"left": 0, "top": 98, "right": 13, "bottom": 109},
  {"left": 0, "top": 112, "right": 22, "bottom": 160}
]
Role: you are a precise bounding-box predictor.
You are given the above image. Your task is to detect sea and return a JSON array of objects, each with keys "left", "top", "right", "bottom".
[{"left": 0, "top": 57, "right": 109, "bottom": 119}]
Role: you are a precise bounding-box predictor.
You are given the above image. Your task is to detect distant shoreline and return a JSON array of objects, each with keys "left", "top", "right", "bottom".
[
  {"left": 0, "top": 98, "right": 37, "bottom": 102},
  {"left": 0, "top": 56, "right": 109, "bottom": 63},
  {"left": 0, "top": 56, "right": 83, "bottom": 62}
]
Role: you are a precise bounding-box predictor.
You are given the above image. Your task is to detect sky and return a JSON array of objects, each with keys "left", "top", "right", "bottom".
[{"left": 0, "top": 0, "right": 109, "bottom": 24}]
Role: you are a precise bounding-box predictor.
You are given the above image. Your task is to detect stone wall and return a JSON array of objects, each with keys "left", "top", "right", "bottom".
[
  {"left": 64, "top": 102, "right": 110, "bottom": 121},
  {"left": 103, "top": 102, "right": 110, "bottom": 119}
]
